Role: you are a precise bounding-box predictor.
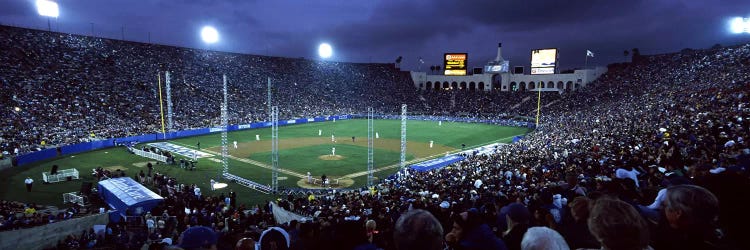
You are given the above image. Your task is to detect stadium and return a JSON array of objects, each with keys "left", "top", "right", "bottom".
[{"left": 1, "top": 1, "right": 750, "bottom": 250}]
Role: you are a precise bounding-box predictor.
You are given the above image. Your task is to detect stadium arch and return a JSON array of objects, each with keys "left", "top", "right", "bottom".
[
  {"left": 426, "top": 81, "right": 432, "bottom": 89},
  {"left": 469, "top": 82, "right": 475, "bottom": 91},
  {"left": 410, "top": 64, "right": 606, "bottom": 92}
]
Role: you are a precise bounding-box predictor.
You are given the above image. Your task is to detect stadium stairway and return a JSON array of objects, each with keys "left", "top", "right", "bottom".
[
  {"left": 418, "top": 95, "right": 430, "bottom": 109},
  {"left": 543, "top": 99, "right": 560, "bottom": 108},
  {"left": 451, "top": 91, "right": 456, "bottom": 109},
  {"left": 510, "top": 96, "right": 532, "bottom": 110}
]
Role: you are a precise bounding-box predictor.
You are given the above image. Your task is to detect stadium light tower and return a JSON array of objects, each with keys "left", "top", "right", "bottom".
[
  {"left": 201, "top": 26, "right": 219, "bottom": 44},
  {"left": 729, "top": 17, "right": 750, "bottom": 34},
  {"left": 36, "top": 0, "right": 59, "bottom": 32},
  {"left": 318, "top": 43, "right": 333, "bottom": 59}
]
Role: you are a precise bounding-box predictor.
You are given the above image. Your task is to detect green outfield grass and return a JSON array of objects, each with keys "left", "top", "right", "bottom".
[{"left": 0, "top": 119, "right": 528, "bottom": 207}]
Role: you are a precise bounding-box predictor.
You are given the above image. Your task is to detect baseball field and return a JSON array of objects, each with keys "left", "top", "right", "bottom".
[{"left": 0, "top": 119, "right": 528, "bottom": 207}]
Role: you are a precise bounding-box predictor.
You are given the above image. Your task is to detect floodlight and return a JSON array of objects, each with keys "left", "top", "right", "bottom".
[
  {"left": 729, "top": 17, "right": 745, "bottom": 34},
  {"left": 201, "top": 26, "right": 219, "bottom": 44},
  {"left": 730, "top": 17, "right": 750, "bottom": 34},
  {"left": 318, "top": 43, "right": 333, "bottom": 59},
  {"left": 36, "top": 0, "right": 59, "bottom": 18}
]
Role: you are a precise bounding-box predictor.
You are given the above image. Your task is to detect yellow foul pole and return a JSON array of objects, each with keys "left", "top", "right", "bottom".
[
  {"left": 157, "top": 72, "right": 166, "bottom": 136},
  {"left": 535, "top": 83, "right": 542, "bottom": 126}
]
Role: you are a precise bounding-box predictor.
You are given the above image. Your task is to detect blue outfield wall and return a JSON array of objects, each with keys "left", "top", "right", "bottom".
[
  {"left": 13, "top": 115, "right": 351, "bottom": 167},
  {"left": 15, "top": 148, "right": 59, "bottom": 166}
]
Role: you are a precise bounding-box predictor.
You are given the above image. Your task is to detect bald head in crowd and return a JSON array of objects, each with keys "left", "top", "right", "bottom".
[
  {"left": 394, "top": 209, "right": 444, "bottom": 250},
  {"left": 521, "top": 227, "right": 570, "bottom": 250}
]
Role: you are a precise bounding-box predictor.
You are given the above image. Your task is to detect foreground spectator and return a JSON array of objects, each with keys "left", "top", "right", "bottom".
[
  {"left": 502, "top": 203, "right": 531, "bottom": 250},
  {"left": 520, "top": 226, "right": 570, "bottom": 250},
  {"left": 394, "top": 209, "right": 443, "bottom": 250},
  {"left": 652, "top": 185, "right": 723, "bottom": 250},
  {"left": 178, "top": 226, "right": 218, "bottom": 250},
  {"left": 259, "top": 227, "right": 290, "bottom": 250},
  {"left": 587, "top": 198, "right": 651, "bottom": 250},
  {"left": 446, "top": 209, "right": 508, "bottom": 250}
]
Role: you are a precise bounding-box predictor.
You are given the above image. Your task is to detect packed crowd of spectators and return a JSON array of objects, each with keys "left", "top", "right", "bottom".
[
  {"left": 0, "top": 200, "right": 84, "bottom": 232},
  {"left": 2, "top": 25, "right": 750, "bottom": 249},
  {"left": 65, "top": 42, "right": 747, "bottom": 250}
]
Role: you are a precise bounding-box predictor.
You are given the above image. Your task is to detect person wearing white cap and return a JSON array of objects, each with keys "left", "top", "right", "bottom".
[{"left": 439, "top": 201, "right": 450, "bottom": 209}]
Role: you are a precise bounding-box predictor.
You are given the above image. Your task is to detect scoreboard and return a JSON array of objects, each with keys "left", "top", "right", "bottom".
[
  {"left": 444, "top": 53, "right": 467, "bottom": 76},
  {"left": 530, "top": 48, "right": 557, "bottom": 75}
]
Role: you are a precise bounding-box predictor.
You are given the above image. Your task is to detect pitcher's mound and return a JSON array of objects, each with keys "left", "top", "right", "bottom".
[
  {"left": 318, "top": 155, "right": 345, "bottom": 161},
  {"left": 132, "top": 162, "right": 150, "bottom": 168},
  {"left": 106, "top": 165, "right": 127, "bottom": 171}
]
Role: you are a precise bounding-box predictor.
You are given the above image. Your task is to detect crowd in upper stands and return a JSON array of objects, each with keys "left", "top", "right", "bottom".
[
  {"left": 0, "top": 25, "right": 544, "bottom": 156},
  {"left": 0, "top": 25, "right": 426, "bottom": 155},
  {"left": 1, "top": 24, "right": 750, "bottom": 250}
]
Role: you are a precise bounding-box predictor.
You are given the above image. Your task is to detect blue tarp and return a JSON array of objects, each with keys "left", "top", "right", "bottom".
[
  {"left": 409, "top": 155, "right": 465, "bottom": 172},
  {"left": 98, "top": 177, "right": 164, "bottom": 216}
]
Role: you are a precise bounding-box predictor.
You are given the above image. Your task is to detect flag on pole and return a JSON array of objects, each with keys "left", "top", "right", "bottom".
[
  {"left": 419, "top": 57, "right": 424, "bottom": 64},
  {"left": 586, "top": 50, "right": 595, "bottom": 57}
]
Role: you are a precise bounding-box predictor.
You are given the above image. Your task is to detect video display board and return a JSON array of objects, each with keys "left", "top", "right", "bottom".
[
  {"left": 530, "top": 48, "right": 557, "bottom": 75},
  {"left": 444, "top": 53, "right": 467, "bottom": 76},
  {"left": 484, "top": 60, "right": 509, "bottom": 73}
]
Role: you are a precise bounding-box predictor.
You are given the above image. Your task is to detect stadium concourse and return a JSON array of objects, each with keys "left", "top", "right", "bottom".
[{"left": 0, "top": 24, "right": 749, "bottom": 250}]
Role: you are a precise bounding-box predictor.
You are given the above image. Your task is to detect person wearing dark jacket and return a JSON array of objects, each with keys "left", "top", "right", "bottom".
[
  {"left": 561, "top": 197, "right": 598, "bottom": 249},
  {"left": 651, "top": 185, "right": 727, "bottom": 250},
  {"left": 502, "top": 203, "right": 530, "bottom": 250},
  {"left": 447, "top": 209, "right": 508, "bottom": 250}
]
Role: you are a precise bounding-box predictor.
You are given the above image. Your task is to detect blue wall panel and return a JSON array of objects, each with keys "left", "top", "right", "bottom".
[{"left": 15, "top": 148, "right": 58, "bottom": 166}]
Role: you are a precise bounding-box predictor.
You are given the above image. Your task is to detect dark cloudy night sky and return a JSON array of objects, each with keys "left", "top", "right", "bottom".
[{"left": 1, "top": 0, "right": 750, "bottom": 71}]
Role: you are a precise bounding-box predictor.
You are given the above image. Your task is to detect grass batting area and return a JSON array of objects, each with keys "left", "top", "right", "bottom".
[{"left": 0, "top": 119, "right": 527, "bottom": 207}]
